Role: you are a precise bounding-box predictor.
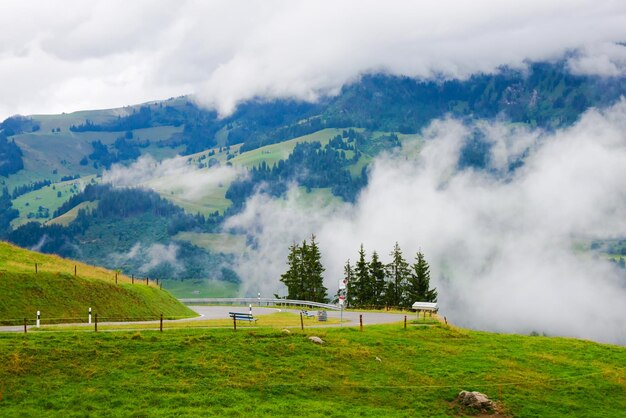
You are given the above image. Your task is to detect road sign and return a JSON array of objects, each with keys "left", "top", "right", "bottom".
[{"left": 339, "top": 279, "right": 346, "bottom": 290}]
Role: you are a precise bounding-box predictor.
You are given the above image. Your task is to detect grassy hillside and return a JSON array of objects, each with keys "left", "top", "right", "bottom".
[
  {"left": 0, "top": 241, "right": 195, "bottom": 321},
  {"left": 0, "top": 323, "right": 623, "bottom": 416}
]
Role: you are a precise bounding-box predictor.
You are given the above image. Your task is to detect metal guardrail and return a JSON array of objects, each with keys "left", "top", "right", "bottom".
[{"left": 178, "top": 297, "right": 341, "bottom": 310}]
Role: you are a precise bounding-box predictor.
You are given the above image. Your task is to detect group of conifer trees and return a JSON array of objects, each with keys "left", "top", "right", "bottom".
[
  {"left": 279, "top": 235, "right": 328, "bottom": 303},
  {"left": 343, "top": 242, "right": 437, "bottom": 308},
  {"left": 279, "top": 236, "right": 437, "bottom": 308}
]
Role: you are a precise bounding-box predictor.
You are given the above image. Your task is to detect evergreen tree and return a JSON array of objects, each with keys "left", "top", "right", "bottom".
[
  {"left": 407, "top": 250, "right": 437, "bottom": 305},
  {"left": 279, "top": 236, "right": 327, "bottom": 302},
  {"left": 369, "top": 251, "right": 386, "bottom": 307},
  {"left": 298, "top": 240, "right": 309, "bottom": 300},
  {"left": 305, "top": 234, "right": 327, "bottom": 302},
  {"left": 343, "top": 259, "right": 355, "bottom": 306},
  {"left": 351, "top": 244, "right": 370, "bottom": 307},
  {"left": 280, "top": 242, "right": 301, "bottom": 299},
  {"left": 386, "top": 242, "right": 410, "bottom": 307}
]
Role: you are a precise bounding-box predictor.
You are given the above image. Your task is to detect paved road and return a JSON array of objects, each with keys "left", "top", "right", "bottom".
[{"left": 0, "top": 305, "right": 411, "bottom": 332}]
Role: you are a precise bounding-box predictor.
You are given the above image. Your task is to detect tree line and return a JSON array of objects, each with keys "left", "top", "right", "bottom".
[
  {"left": 344, "top": 242, "right": 437, "bottom": 308},
  {"left": 279, "top": 237, "right": 437, "bottom": 308}
]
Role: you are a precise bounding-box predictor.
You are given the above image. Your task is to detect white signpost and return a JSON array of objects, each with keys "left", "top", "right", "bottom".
[
  {"left": 88, "top": 307, "right": 92, "bottom": 325},
  {"left": 36, "top": 310, "right": 40, "bottom": 328}
]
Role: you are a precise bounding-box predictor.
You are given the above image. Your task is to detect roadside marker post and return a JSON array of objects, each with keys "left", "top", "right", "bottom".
[
  {"left": 36, "top": 310, "right": 40, "bottom": 328},
  {"left": 88, "top": 307, "right": 92, "bottom": 325},
  {"left": 249, "top": 304, "right": 252, "bottom": 315}
]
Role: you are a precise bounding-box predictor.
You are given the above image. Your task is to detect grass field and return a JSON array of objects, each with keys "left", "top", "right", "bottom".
[
  {"left": 172, "top": 232, "right": 247, "bottom": 255},
  {"left": 10, "top": 176, "right": 98, "bottom": 227},
  {"left": 0, "top": 241, "right": 195, "bottom": 322},
  {"left": 0, "top": 323, "right": 623, "bottom": 416},
  {"left": 161, "top": 278, "right": 239, "bottom": 299},
  {"left": 47, "top": 200, "right": 99, "bottom": 226}
]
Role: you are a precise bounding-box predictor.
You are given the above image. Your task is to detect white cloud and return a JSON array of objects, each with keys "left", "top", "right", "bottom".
[
  {"left": 225, "top": 100, "right": 626, "bottom": 344},
  {"left": 1, "top": 0, "right": 626, "bottom": 119},
  {"left": 102, "top": 154, "right": 242, "bottom": 202}
]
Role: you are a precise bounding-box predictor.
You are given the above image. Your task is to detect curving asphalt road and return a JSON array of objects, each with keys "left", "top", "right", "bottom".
[{"left": 0, "top": 305, "right": 412, "bottom": 332}]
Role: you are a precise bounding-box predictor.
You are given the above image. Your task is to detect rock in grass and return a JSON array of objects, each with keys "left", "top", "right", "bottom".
[
  {"left": 375, "top": 356, "right": 382, "bottom": 362},
  {"left": 308, "top": 336, "right": 325, "bottom": 344},
  {"left": 457, "top": 390, "right": 494, "bottom": 409},
  {"left": 282, "top": 329, "right": 291, "bottom": 334}
]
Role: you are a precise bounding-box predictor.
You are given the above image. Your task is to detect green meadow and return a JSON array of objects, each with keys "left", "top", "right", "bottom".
[{"left": 0, "top": 323, "right": 623, "bottom": 416}]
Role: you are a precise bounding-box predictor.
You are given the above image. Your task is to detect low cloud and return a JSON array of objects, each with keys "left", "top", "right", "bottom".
[
  {"left": 226, "top": 101, "right": 626, "bottom": 344},
  {"left": 103, "top": 154, "right": 242, "bottom": 203},
  {"left": 2, "top": 1, "right": 626, "bottom": 118},
  {"left": 110, "top": 242, "right": 183, "bottom": 275}
]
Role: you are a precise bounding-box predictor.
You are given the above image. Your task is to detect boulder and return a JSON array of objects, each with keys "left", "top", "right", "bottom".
[
  {"left": 457, "top": 390, "right": 494, "bottom": 410},
  {"left": 308, "top": 336, "right": 325, "bottom": 344}
]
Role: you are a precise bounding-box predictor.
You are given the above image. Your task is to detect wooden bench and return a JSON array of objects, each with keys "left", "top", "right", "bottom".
[{"left": 229, "top": 312, "right": 257, "bottom": 323}]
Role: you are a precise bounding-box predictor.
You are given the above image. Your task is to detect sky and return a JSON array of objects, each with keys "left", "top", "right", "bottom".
[{"left": 1, "top": 0, "right": 626, "bottom": 119}]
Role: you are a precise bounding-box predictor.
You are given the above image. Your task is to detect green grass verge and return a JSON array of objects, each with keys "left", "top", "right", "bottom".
[
  {"left": 0, "top": 324, "right": 623, "bottom": 416},
  {"left": 0, "top": 241, "right": 195, "bottom": 322}
]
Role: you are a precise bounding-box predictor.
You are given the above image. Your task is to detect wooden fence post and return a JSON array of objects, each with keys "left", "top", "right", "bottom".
[
  {"left": 359, "top": 314, "right": 363, "bottom": 332},
  {"left": 132, "top": 274, "right": 134, "bottom": 284},
  {"left": 74, "top": 265, "right": 77, "bottom": 276},
  {"left": 115, "top": 273, "right": 118, "bottom": 284},
  {"left": 95, "top": 313, "right": 98, "bottom": 332},
  {"left": 300, "top": 312, "right": 304, "bottom": 330},
  {"left": 233, "top": 315, "right": 237, "bottom": 331},
  {"left": 404, "top": 315, "right": 407, "bottom": 329},
  {"left": 23, "top": 318, "right": 27, "bottom": 333},
  {"left": 146, "top": 277, "right": 149, "bottom": 286},
  {"left": 35, "top": 263, "right": 38, "bottom": 274},
  {"left": 160, "top": 314, "right": 163, "bottom": 332}
]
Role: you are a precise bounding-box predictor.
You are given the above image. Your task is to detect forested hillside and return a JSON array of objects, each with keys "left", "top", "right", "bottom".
[{"left": 0, "top": 61, "right": 624, "bottom": 288}]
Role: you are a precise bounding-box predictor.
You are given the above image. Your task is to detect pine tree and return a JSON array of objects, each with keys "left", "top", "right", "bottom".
[
  {"left": 279, "top": 236, "right": 327, "bottom": 302},
  {"left": 369, "top": 251, "right": 386, "bottom": 307},
  {"left": 407, "top": 250, "right": 437, "bottom": 305},
  {"left": 351, "top": 244, "right": 370, "bottom": 307},
  {"left": 386, "top": 242, "right": 410, "bottom": 307},
  {"left": 280, "top": 242, "right": 301, "bottom": 299},
  {"left": 343, "top": 259, "right": 353, "bottom": 305},
  {"left": 305, "top": 234, "right": 327, "bottom": 302},
  {"left": 298, "top": 240, "right": 309, "bottom": 300}
]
